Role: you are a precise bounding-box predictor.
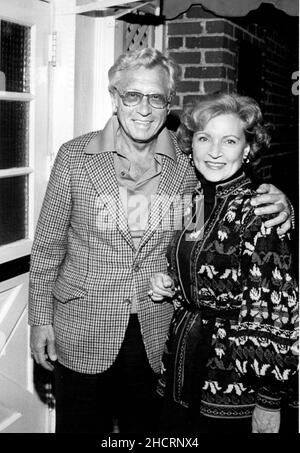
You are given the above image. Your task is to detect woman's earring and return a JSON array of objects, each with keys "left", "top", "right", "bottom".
[
  {"left": 189, "top": 153, "right": 194, "bottom": 167},
  {"left": 243, "top": 153, "right": 250, "bottom": 164}
]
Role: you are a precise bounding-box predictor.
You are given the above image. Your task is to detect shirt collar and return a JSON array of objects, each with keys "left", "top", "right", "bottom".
[
  {"left": 84, "top": 115, "right": 177, "bottom": 162},
  {"left": 85, "top": 116, "right": 117, "bottom": 154}
]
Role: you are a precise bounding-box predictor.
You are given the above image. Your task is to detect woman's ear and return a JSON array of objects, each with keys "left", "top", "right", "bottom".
[{"left": 243, "top": 144, "right": 251, "bottom": 162}]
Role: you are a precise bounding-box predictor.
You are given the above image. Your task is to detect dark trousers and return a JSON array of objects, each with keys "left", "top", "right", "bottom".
[{"left": 54, "top": 315, "right": 161, "bottom": 434}]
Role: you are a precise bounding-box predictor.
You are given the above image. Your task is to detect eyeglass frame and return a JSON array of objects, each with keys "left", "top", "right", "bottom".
[{"left": 112, "top": 87, "right": 173, "bottom": 109}]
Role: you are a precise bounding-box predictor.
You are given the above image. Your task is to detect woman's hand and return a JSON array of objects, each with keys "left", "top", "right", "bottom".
[
  {"left": 251, "top": 183, "right": 292, "bottom": 235},
  {"left": 149, "top": 273, "right": 175, "bottom": 302},
  {"left": 252, "top": 407, "right": 280, "bottom": 433}
]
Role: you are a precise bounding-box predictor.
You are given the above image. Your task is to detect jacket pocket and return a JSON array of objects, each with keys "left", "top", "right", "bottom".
[{"left": 52, "top": 276, "right": 87, "bottom": 303}]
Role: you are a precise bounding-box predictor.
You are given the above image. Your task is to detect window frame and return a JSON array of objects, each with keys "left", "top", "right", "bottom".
[{"left": 0, "top": 16, "right": 38, "bottom": 263}]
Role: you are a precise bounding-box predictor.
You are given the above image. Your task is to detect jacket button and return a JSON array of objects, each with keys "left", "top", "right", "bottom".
[{"left": 133, "top": 264, "right": 140, "bottom": 272}]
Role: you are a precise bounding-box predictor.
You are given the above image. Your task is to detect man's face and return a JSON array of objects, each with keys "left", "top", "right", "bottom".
[{"left": 110, "top": 66, "right": 170, "bottom": 143}]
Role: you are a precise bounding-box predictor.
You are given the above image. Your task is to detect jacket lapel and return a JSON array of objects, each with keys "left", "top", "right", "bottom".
[
  {"left": 84, "top": 152, "right": 134, "bottom": 249},
  {"left": 137, "top": 148, "right": 190, "bottom": 251},
  {"left": 83, "top": 122, "right": 190, "bottom": 252}
]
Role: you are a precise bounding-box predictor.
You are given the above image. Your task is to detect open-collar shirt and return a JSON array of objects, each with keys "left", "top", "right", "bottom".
[{"left": 88, "top": 116, "right": 177, "bottom": 312}]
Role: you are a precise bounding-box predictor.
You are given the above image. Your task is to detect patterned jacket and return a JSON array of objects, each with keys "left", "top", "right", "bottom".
[
  {"left": 28, "top": 118, "right": 197, "bottom": 374},
  {"left": 158, "top": 173, "right": 298, "bottom": 418}
]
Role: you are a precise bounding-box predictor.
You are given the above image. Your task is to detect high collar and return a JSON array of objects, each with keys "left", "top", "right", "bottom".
[
  {"left": 195, "top": 167, "right": 252, "bottom": 198},
  {"left": 84, "top": 116, "right": 177, "bottom": 162}
]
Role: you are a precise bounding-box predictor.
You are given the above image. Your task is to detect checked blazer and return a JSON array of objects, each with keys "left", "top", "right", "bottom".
[{"left": 28, "top": 118, "right": 198, "bottom": 374}]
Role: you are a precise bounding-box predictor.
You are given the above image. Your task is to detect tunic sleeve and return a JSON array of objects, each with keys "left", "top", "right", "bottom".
[{"left": 233, "top": 210, "right": 299, "bottom": 411}]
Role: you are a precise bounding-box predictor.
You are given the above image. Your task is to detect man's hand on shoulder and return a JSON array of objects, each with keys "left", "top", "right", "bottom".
[
  {"left": 250, "top": 183, "right": 293, "bottom": 235},
  {"left": 30, "top": 325, "right": 57, "bottom": 371}
]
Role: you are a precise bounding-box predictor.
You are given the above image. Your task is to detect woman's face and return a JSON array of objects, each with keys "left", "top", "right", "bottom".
[{"left": 192, "top": 113, "right": 250, "bottom": 182}]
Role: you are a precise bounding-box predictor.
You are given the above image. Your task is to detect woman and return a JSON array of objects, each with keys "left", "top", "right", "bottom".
[{"left": 149, "top": 92, "right": 298, "bottom": 434}]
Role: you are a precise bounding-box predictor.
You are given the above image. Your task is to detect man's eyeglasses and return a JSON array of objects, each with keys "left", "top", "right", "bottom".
[{"left": 114, "top": 88, "right": 171, "bottom": 109}]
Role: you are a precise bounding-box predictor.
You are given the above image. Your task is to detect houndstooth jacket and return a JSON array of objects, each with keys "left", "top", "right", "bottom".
[{"left": 28, "top": 117, "right": 198, "bottom": 374}]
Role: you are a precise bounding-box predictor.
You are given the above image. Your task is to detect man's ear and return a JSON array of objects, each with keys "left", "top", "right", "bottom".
[{"left": 110, "top": 90, "right": 118, "bottom": 115}]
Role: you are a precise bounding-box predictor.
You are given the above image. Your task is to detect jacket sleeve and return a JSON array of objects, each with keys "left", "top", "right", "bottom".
[
  {"left": 28, "top": 144, "right": 72, "bottom": 326},
  {"left": 233, "top": 209, "right": 298, "bottom": 412}
]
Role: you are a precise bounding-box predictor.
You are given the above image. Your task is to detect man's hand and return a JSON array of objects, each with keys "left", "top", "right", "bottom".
[
  {"left": 251, "top": 183, "right": 292, "bottom": 235},
  {"left": 30, "top": 325, "right": 57, "bottom": 371},
  {"left": 252, "top": 407, "right": 280, "bottom": 433}
]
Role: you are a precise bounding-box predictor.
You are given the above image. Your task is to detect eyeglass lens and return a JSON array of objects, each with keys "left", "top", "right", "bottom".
[{"left": 121, "top": 91, "right": 168, "bottom": 108}]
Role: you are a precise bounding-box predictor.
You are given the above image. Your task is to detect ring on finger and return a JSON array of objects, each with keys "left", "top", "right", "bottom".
[{"left": 148, "top": 290, "right": 154, "bottom": 296}]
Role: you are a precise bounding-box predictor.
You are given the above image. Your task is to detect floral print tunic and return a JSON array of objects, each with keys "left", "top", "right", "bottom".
[{"left": 158, "top": 173, "right": 298, "bottom": 419}]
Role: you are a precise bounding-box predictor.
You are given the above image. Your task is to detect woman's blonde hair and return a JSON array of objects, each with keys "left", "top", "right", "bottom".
[{"left": 177, "top": 92, "right": 271, "bottom": 163}]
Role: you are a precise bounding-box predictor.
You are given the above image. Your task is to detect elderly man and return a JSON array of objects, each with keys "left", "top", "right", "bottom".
[{"left": 29, "top": 48, "right": 292, "bottom": 434}]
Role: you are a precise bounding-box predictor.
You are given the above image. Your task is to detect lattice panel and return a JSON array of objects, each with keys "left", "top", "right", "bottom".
[{"left": 125, "top": 22, "right": 154, "bottom": 51}]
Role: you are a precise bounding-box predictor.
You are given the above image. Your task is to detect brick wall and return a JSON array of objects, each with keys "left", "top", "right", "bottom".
[
  {"left": 167, "top": 6, "right": 239, "bottom": 111},
  {"left": 165, "top": 4, "right": 298, "bottom": 202},
  {"left": 259, "top": 26, "right": 298, "bottom": 199}
]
